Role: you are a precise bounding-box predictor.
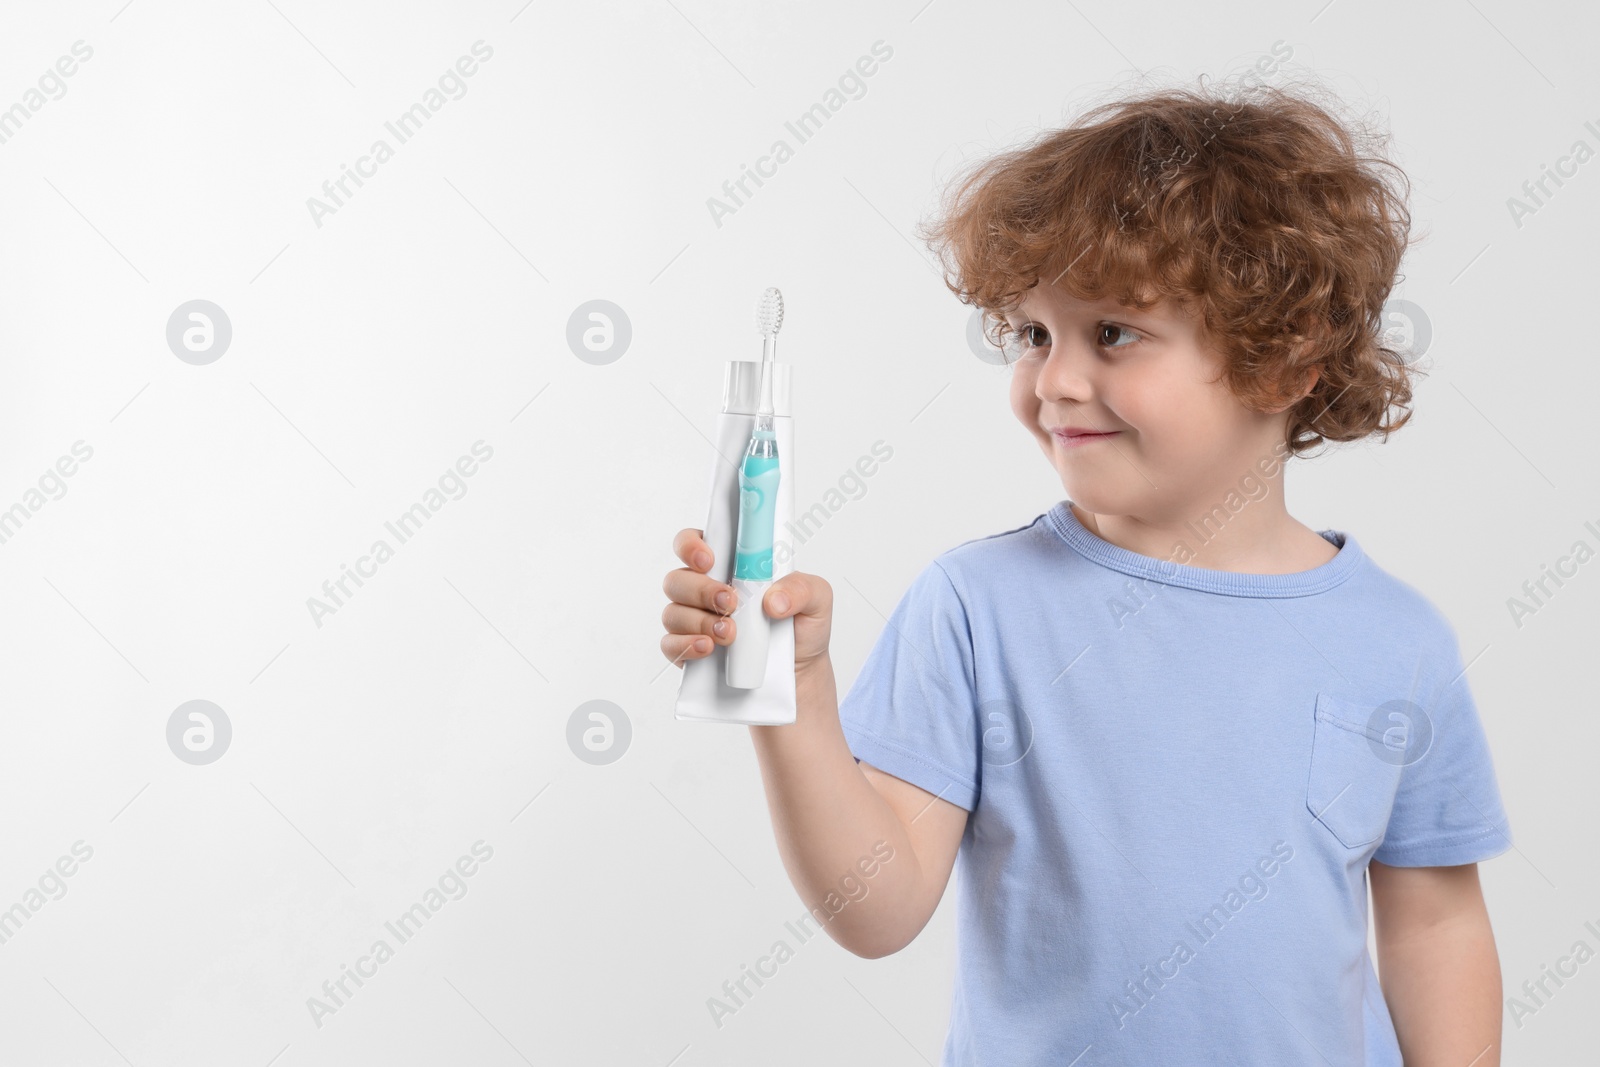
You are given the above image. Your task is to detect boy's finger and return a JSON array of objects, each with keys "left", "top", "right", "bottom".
[
  {"left": 673, "top": 527, "right": 713, "bottom": 571},
  {"left": 661, "top": 632, "right": 713, "bottom": 665},
  {"left": 764, "top": 573, "right": 826, "bottom": 618}
]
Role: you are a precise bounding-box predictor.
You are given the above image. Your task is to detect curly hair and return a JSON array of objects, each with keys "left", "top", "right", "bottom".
[{"left": 917, "top": 75, "right": 1422, "bottom": 457}]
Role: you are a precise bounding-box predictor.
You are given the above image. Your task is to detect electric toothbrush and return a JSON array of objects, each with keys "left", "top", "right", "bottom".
[{"left": 725, "top": 287, "right": 784, "bottom": 689}]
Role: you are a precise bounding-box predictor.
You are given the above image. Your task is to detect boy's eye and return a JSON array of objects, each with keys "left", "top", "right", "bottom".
[
  {"left": 1013, "top": 322, "right": 1138, "bottom": 350},
  {"left": 1000, "top": 324, "right": 1047, "bottom": 363},
  {"left": 1005, "top": 321, "right": 1141, "bottom": 363},
  {"left": 1099, "top": 323, "right": 1139, "bottom": 347}
]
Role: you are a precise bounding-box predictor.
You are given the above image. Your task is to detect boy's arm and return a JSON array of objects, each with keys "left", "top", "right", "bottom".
[
  {"left": 1369, "top": 859, "right": 1502, "bottom": 1067},
  {"left": 748, "top": 654, "right": 969, "bottom": 959}
]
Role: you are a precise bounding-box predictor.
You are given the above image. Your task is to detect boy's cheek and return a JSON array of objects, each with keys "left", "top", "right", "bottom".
[{"left": 1009, "top": 370, "right": 1041, "bottom": 425}]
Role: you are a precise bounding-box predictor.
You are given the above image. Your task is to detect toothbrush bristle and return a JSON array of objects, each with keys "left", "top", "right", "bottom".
[{"left": 756, "top": 287, "right": 784, "bottom": 337}]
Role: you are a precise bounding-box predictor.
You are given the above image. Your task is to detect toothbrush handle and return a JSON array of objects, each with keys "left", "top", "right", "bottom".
[
  {"left": 727, "top": 451, "right": 780, "bottom": 689},
  {"left": 732, "top": 457, "right": 779, "bottom": 580}
]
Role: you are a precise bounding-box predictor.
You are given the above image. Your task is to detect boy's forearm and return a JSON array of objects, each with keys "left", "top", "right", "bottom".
[
  {"left": 1378, "top": 909, "right": 1502, "bottom": 1066},
  {"left": 746, "top": 654, "right": 931, "bottom": 958}
]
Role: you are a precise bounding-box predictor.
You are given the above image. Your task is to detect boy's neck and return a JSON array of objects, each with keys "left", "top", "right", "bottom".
[{"left": 1070, "top": 500, "right": 1338, "bottom": 576}]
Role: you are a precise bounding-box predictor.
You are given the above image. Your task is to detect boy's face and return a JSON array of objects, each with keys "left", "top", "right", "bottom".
[{"left": 1005, "top": 284, "right": 1299, "bottom": 521}]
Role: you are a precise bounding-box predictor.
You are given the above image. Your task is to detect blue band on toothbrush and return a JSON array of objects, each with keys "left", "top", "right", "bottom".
[{"left": 733, "top": 444, "right": 780, "bottom": 581}]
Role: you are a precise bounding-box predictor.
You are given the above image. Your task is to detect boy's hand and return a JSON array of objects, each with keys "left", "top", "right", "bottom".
[{"left": 663, "top": 528, "right": 833, "bottom": 675}]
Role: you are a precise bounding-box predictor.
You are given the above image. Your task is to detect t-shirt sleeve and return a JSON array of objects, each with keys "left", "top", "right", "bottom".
[
  {"left": 837, "top": 559, "right": 982, "bottom": 812},
  {"left": 1372, "top": 627, "right": 1513, "bottom": 867}
]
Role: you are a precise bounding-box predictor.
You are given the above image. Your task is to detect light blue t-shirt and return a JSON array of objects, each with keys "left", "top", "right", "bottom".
[{"left": 838, "top": 500, "right": 1512, "bottom": 1066}]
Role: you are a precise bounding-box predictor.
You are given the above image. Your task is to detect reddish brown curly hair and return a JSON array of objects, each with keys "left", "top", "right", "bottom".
[{"left": 917, "top": 77, "right": 1421, "bottom": 457}]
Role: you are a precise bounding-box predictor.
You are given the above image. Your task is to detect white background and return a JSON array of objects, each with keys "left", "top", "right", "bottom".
[{"left": 0, "top": 0, "right": 1593, "bottom": 1064}]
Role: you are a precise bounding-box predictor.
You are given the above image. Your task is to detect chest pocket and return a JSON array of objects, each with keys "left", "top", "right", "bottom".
[{"left": 1306, "top": 691, "right": 1405, "bottom": 849}]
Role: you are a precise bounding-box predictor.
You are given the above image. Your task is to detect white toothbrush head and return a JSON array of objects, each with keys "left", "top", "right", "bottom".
[{"left": 756, "top": 287, "right": 784, "bottom": 339}]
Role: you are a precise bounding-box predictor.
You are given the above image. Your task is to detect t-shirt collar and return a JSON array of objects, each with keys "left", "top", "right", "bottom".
[{"left": 1044, "top": 499, "right": 1363, "bottom": 598}]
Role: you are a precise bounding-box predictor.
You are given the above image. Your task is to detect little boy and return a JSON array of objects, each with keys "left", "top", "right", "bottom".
[{"left": 663, "top": 79, "right": 1510, "bottom": 1066}]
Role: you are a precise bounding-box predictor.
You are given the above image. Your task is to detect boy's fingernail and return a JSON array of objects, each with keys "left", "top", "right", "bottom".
[
  {"left": 770, "top": 592, "right": 789, "bottom": 614},
  {"left": 694, "top": 551, "right": 712, "bottom": 570},
  {"left": 715, "top": 590, "right": 732, "bottom": 611}
]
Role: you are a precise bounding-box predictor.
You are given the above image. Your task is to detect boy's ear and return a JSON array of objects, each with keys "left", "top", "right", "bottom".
[
  {"left": 1261, "top": 364, "right": 1321, "bottom": 415},
  {"left": 1265, "top": 322, "right": 1328, "bottom": 413}
]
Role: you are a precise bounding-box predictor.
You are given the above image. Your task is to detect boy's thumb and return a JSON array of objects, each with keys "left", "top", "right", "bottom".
[{"left": 763, "top": 573, "right": 817, "bottom": 618}]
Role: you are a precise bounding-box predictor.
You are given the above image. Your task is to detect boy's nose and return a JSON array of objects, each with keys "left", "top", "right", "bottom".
[{"left": 1035, "top": 346, "right": 1095, "bottom": 403}]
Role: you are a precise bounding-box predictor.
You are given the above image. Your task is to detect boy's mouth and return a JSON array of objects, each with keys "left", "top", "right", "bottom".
[{"left": 1050, "top": 427, "right": 1120, "bottom": 447}]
